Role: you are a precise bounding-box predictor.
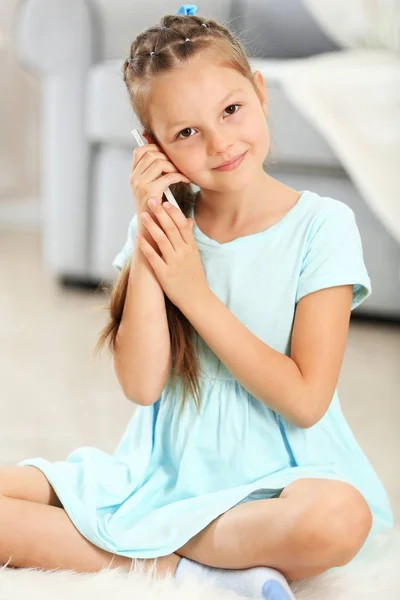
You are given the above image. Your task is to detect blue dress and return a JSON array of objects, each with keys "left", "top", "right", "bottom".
[{"left": 19, "top": 190, "right": 393, "bottom": 559}]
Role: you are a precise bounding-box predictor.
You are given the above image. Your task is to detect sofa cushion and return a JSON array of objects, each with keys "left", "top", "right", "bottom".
[
  {"left": 85, "top": 59, "right": 137, "bottom": 147},
  {"left": 86, "top": 58, "right": 340, "bottom": 167}
]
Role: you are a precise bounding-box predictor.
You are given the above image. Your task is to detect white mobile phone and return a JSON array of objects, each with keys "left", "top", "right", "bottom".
[{"left": 131, "top": 128, "right": 182, "bottom": 212}]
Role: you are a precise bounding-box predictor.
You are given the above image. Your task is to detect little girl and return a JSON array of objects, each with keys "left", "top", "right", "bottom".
[{"left": 1, "top": 4, "right": 393, "bottom": 600}]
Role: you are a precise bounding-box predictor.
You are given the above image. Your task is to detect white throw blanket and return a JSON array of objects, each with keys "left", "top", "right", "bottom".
[
  {"left": 265, "top": 49, "right": 400, "bottom": 245},
  {"left": 1, "top": 528, "right": 400, "bottom": 599}
]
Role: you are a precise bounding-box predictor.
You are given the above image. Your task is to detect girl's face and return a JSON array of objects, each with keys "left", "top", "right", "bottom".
[{"left": 148, "top": 52, "right": 269, "bottom": 193}]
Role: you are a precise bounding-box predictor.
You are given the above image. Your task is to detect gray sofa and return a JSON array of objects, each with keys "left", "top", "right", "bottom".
[{"left": 13, "top": 0, "right": 400, "bottom": 318}]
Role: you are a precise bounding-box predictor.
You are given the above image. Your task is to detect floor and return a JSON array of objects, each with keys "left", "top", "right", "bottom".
[{"left": 0, "top": 229, "right": 399, "bottom": 525}]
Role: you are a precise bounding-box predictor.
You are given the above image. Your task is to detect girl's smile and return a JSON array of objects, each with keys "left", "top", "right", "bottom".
[{"left": 213, "top": 150, "right": 248, "bottom": 171}]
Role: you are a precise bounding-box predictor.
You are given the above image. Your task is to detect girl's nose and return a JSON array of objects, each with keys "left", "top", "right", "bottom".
[{"left": 208, "top": 135, "right": 234, "bottom": 155}]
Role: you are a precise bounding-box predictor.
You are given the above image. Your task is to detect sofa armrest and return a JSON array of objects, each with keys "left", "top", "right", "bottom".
[
  {"left": 12, "top": 0, "right": 93, "bottom": 75},
  {"left": 12, "top": 0, "right": 95, "bottom": 277}
]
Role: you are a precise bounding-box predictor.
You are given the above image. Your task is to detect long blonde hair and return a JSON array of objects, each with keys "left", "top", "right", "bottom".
[{"left": 94, "top": 12, "right": 263, "bottom": 409}]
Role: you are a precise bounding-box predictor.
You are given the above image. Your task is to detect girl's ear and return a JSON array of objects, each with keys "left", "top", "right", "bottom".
[{"left": 142, "top": 130, "right": 154, "bottom": 144}]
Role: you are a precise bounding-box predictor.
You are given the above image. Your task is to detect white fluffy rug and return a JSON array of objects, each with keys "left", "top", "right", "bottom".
[{"left": 1, "top": 529, "right": 399, "bottom": 599}]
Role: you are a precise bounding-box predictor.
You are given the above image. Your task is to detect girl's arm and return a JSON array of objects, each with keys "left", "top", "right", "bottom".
[
  {"left": 181, "top": 284, "right": 353, "bottom": 428},
  {"left": 113, "top": 225, "right": 172, "bottom": 406}
]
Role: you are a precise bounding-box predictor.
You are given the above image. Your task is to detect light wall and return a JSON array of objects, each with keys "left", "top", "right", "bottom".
[{"left": 0, "top": 0, "right": 40, "bottom": 200}]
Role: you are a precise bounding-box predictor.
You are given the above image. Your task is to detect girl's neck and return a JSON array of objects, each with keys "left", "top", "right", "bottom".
[{"left": 194, "top": 173, "right": 301, "bottom": 242}]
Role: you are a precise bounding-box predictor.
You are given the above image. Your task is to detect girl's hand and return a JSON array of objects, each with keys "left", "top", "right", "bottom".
[
  {"left": 130, "top": 132, "right": 191, "bottom": 217},
  {"left": 137, "top": 200, "right": 209, "bottom": 311}
]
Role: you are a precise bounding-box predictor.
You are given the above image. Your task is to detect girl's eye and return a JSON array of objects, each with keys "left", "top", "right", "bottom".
[
  {"left": 175, "top": 104, "right": 241, "bottom": 140},
  {"left": 224, "top": 103, "right": 240, "bottom": 116}
]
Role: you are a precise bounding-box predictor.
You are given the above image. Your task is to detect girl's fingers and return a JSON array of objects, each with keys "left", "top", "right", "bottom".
[
  {"left": 161, "top": 203, "right": 194, "bottom": 245},
  {"left": 139, "top": 212, "right": 174, "bottom": 260},
  {"left": 148, "top": 201, "right": 185, "bottom": 250},
  {"left": 136, "top": 234, "right": 166, "bottom": 273}
]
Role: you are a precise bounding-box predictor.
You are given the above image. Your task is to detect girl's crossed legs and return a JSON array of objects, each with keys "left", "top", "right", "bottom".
[
  {"left": 0, "top": 466, "right": 372, "bottom": 581},
  {"left": 177, "top": 478, "right": 372, "bottom": 580},
  {"left": 0, "top": 466, "right": 179, "bottom": 576}
]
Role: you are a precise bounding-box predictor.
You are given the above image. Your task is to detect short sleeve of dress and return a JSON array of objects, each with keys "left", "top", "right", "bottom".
[
  {"left": 295, "top": 202, "right": 371, "bottom": 311},
  {"left": 112, "top": 214, "right": 138, "bottom": 272}
]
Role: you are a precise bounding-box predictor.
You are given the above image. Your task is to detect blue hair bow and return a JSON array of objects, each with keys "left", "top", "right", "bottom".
[{"left": 175, "top": 4, "right": 198, "bottom": 15}]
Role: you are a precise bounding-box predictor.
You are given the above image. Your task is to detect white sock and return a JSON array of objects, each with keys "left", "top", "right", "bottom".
[{"left": 175, "top": 557, "right": 296, "bottom": 599}]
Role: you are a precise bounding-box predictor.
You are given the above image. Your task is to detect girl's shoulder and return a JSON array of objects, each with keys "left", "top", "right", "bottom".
[
  {"left": 287, "top": 190, "right": 360, "bottom": 249},
  {"left": 298, "top": 190, "right": 360, "bottom": 244},
  {"left": 294, "top": 190, "right": 371, "bottom": 310},
  {"left": 258, "top": 189, "right": 358, "bottom": 246},
  {"left": 299, "top": 189, "right": 356, "bottom": 220}
]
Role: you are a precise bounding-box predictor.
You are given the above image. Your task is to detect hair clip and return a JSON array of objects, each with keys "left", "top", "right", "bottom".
[{"left": 175, "top": 4, "right": 197, "bottom": 16}]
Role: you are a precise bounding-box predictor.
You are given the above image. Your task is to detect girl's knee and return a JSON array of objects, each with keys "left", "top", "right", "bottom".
[
  {"left": 0, "top": 465, "right": 63, "bottom": 508},
  {"left": 328, "top": 487, "right": 372, "bottom": 565},
  {"left": 288, "top": 482, "right": 372, "bottom": 567}
]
